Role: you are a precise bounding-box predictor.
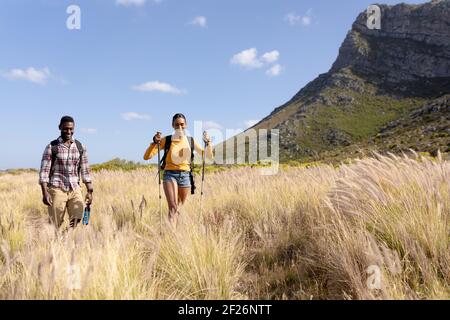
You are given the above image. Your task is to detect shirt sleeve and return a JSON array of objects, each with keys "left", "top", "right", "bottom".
[
  {"left": 39, "top": 144, "right": 52, "bottom": 184},
  {"left": 80, "top": 144, "right": 92, "bottom": 184},
  {"left": 144, "top": 137, "right": 166, "bottom": 160},
  {"left": 193, "top": 139, "right": 214, "bottom": 160}
]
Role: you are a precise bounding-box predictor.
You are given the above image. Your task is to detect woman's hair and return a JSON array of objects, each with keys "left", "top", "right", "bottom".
[{"left": 172, "top": 113, "right": 186, "bottom": 125}]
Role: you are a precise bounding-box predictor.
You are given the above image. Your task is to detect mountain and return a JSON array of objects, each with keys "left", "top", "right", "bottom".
[{"left": 217, "top": 0, "right": 450, "bottom": 163}]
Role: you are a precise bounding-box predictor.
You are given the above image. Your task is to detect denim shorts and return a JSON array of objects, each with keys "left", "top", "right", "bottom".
[{"left": 163, "top": 170, "right": 191, "bottom": 188}]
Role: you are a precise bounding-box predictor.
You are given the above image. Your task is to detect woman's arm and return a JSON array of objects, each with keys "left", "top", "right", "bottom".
[
  {"left": 144, "top": 137, "right": 166, "bottom": 160},
  {"left": 193, "top": 139, "right": 214, "bottom": 160}
]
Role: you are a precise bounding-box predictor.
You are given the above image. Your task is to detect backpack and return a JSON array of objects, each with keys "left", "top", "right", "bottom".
[
  {"left": 50, "top": 139, "right": 84, "bottom": 180},
  {"left": 160, "top": 135, "right": 196, "bottom": 194}
]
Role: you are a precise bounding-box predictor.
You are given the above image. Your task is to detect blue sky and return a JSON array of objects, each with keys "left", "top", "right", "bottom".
[{"left": 0, "top": 0, "right": 426, "bottom": 169}]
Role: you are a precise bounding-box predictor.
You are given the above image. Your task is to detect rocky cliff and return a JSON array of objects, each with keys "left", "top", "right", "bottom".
[
  {"left": 220, "top": 0, "right": 450, "bottom": 163},
  {"left": 331, "top": 0, "right": 450, "bottom": 96}
]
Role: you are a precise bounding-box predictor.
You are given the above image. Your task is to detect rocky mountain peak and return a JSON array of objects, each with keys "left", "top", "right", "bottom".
[
  {"left": 223, "top": 1, "right": 449, "bottom": 162},
  {"left": 331, "top": 0, "right": 450, "bottom": 96}
]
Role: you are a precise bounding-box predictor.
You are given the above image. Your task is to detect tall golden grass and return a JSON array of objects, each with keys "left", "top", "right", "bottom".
[{"left": 0, "top": 152, "right": 448, "bottom": 299}]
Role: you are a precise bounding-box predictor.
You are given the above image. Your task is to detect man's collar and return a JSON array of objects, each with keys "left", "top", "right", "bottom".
[{"left": 58, "top": 136, "right": 74, "bottom": 144}]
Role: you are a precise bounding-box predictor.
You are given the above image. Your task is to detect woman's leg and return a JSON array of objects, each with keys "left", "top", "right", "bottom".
[
  {"left": 178, "top": 187, "right": 190, "bottom": 207},
  {"left": 163, "top": 180, "right": 178, "bottom": 222},
  {"left": 177, "top": 172, "right": 191, "bottom": 214}
]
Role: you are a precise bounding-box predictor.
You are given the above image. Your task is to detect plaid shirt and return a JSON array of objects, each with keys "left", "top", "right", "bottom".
[{"left": 39, "top": 137, "right": 92, "bottom": 191}]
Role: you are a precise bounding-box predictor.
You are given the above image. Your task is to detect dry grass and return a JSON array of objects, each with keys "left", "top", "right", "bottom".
[{"left": 0, "top": 152, "right": 448, "bottom": 299}]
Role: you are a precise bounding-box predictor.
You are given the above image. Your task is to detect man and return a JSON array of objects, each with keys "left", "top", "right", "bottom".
[{"left": 39, "top": 116, "right": 93, "bottom": 228}]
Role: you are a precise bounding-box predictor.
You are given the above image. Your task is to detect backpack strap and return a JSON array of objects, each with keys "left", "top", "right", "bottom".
[
  {"left": 188, "top": 136, "right": 196, "bottom": 195},
  {"left": 74, "top": 140, "right": 84, "bottom": 179},
  {"left": 188, "top": 136, "right": 195, "bottom": 172},
  {"left": 160, "top": 135, "right": 172, "bottom": 170},
  {"left": 50, "top": 140, "right": 59, "bottom": 178}
]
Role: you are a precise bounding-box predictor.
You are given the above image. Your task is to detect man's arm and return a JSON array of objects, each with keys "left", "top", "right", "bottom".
[
  {"left": 80, "top": 145, "right": 94, "bottom": 204},
  {"left": 39, "top": 144, "right": 53, "bottom": 206}
]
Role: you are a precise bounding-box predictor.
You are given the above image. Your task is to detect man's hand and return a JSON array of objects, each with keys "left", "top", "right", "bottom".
[
  {"left": 41, "top": 183, "right": 53, "bottom": 206},
  {"left": 85, "top": 183, "right": 93, "bottom": 205},
  {"left": 85, "top": 191, "right": 93, "bottom": 206},
  {"left": 42, "top": 190, "right": 53, "bottom": 206}
]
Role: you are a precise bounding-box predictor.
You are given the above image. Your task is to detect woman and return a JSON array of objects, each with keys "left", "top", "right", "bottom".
[{"left": 143, "top": 113, "right": 213, "bottom": 222}]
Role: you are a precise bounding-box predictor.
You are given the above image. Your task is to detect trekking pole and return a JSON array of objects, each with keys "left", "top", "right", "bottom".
[
  {"left": 157, "top": 139, "right": 163, "bottom": 236},
  {"left": 200, "top": 133, "right": 207, "bottom": 217}
]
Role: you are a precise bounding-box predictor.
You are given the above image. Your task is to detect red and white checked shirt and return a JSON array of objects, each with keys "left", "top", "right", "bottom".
[{"left": 39, "top": 137, "right": 92, "bottom": 191}]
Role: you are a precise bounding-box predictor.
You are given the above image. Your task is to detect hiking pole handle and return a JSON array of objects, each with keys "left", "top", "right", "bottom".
[{"left": 153, "top": 131, "right": 162, "bottom": 145}]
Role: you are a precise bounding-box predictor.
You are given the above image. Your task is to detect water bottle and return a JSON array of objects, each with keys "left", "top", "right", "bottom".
[{"left": 82, "top": 205, "right": 91, "bottom": 225}]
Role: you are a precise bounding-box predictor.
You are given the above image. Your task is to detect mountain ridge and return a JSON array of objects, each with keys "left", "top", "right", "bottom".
[{"left": 218, "top": 0, "right": 450, "bottom": 163}]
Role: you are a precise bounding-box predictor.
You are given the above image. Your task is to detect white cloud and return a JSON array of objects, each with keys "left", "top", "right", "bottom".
[
  {"left": 285, "top": 9, "right": 313, "bottom": 26},
  {"left": 261, "top": 51, "right": 280, "bottom": 64},
  {"left": 266, "top": 64, "right": 283, "bottom": 77},
  {"left": 231, "top": 49, "right": 283, "bottom": 76},
  {"left": 302, "top": 16, "right": 312, "bottom": 26},
  {"left": 116, "top": 0, "right": 146, "bottom": 6},
  {"left": 203, "top": 121, "right": 223, "bottom": 130},
  {"left": 244, "top": 120, "right": 260, "bottom": 129},
  {"left": 285, "top": 12, "right": 301, "bottom": 25},
  {"left": 115, "top": 0, "right": 161, "bottom": 7},
  {"left": 3, "top": 67, "right": 51, "bottom": 85},
  {"left": 190, "top": 16, "right": 207, "bottom": 28},
  {"left": 132, "top": 81, "right": 186, "bottom": 95},
  {"left": 81, "top": 128, "right": 98, "bottom": 134},
  {"left": 231, "top": 48, "right": 263, "bottom": 69},
  {"left": 231, "top": 49, "right": 280, "bottom": 69},
  {"left": 121, "top": 112, "right": 151, "bottom": 121}
]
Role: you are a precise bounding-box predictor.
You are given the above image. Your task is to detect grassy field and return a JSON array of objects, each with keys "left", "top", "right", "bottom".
[{"left": 0, "top": 152, "right": 448, "bottom": 299}]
